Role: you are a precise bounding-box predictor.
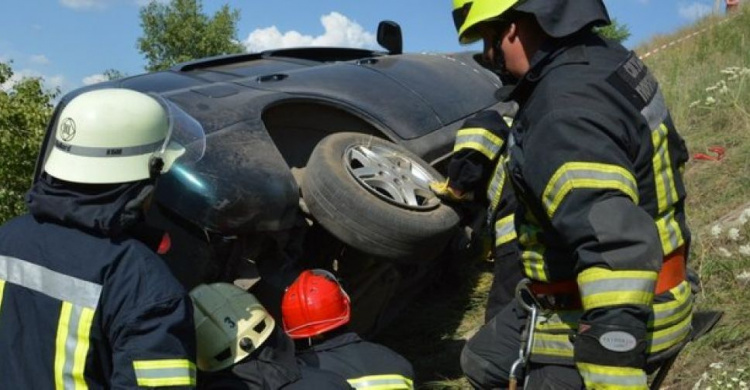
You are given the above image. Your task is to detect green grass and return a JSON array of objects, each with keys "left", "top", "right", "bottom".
[{"left": 379, "top": 8, "right": 750, "bottom": 389}]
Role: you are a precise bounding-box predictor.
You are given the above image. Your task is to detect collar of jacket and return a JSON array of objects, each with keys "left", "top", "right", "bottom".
[
  {"left": 302, "top": 332, "right": 362, "bottom": 354},
  {"left": 25, "top": 173, "right": 153, "bottom": 238},
  {"left": 507, "top": 33, "right": 592, "bottom": 104}
]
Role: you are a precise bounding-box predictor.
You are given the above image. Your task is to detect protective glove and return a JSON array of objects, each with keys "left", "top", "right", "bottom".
[
  {"left": 574, "top": 317, "right": 648, "bottom": 389},
  {"left": 429, "top": 179, "right": 473, "bottom": 203}
]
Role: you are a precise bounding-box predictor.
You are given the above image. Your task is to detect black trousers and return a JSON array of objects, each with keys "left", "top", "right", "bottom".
[
  {"left": 461, "top": 300, "right": 584, "bottom": 389},
  {"left": 484, "top": 245, "right": 523, "bottom": 323}
]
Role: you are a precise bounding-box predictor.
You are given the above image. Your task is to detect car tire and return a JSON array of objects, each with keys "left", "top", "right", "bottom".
[{"left": 302, "top": 132, "right": 460, "bottom": 261}]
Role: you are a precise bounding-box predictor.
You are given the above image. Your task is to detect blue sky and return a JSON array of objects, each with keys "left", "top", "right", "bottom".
[{"left": 0, "top": 0, "right": 722, "bottom": 95}]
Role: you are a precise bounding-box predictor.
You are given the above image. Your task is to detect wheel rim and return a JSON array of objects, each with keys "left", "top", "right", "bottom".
[{"left": 344, "top": 143, "right": 441, "bottom": 210}]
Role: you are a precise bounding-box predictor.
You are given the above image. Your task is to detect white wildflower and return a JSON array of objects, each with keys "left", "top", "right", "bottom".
[
  {"left": 711, "top": 362, "right": 725, "bottom": 369},
  {"left": 689, "top": 100, "right": 701, "bottom": 108},
  {"left": 739, "top": 368, "right": 746, "bottom": 373},
  {"left": 734, "top": 377, "right": 741, "bottom": 382},
  {"left": 706, "top": 85, "right": 718, "bottom": 92},
  {"left": 736, "top": 270, "right": 750, "bottom": 283},
  {"left": 720, "top": 84, "right": 731, "bottom": 94},
  {"left": 728, "top": 74, "right": 740, "bottom": 81},
  {"left": 712, "top": 224, "right": 723, "bottom": 238},
  {"left": 742, "top": 208, "right": 750, "bottom": 222},
  {"left": 741, "top": 67, "right": 750, "bottom": 76},
  {"left": 729, "top": 228, "right": 741, "bottom": 241},
  {"left": 740, "top": 245, "right": 750, "bottom": 256},
  {"left": 741, "top": 212, "right": 749, "bottom": 226},
  {"left": 706, "top": 96, "right": 717, "bottom": 105},
  {"left": 718, "top": 247, "right": 733, "bottom": 257}
]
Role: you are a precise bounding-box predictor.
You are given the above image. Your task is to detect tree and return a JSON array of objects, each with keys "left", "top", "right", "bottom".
[
  {"left": 137, "top": 0, "right": 244, "bottom": 71},
  {"left": 0, "top": 61, "right": 58, "bottom": 222},
  {"left": 596, "top": 18, "right": 632, "bottom": 43},
  {"left": 103, "top": 68, "right": 126, "bottom": 81}
]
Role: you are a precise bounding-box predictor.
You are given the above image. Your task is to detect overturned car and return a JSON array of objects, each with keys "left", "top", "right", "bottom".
[{"left": 35, "top": 22, "right": 512, "bottom": 335}]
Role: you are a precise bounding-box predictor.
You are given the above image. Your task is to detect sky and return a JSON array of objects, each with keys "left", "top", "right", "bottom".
[{"left": 0, "top": 0, "right": 725, "bottom": 96}]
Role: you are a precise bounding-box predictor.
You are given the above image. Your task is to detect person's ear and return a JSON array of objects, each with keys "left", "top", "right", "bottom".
[{"left": 506, "top": 21, "right": 519, "bottom": 43}]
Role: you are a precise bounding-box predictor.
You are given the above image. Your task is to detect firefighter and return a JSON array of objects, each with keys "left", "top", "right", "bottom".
[
  {"left": 190, "top": 283, "right": 352, "bottom": 389},
  {"left": 0, "top": 88, "right": 198, "bottom": 387},
  {"left": 430, "top": 108, "right": 523, "bottom": 322},
  {"left": 281, "top": 269, "right": 415, "bottom": 390},
  {"left": 452, "top": 0, "right": 694, "bottom": 388}
]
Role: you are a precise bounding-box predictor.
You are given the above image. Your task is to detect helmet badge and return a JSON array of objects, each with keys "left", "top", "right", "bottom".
[{"left": 60, "top": 118, "right": 76, "bottom": 141}]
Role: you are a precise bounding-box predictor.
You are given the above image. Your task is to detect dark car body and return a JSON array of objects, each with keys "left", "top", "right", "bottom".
[{"left": 36, "top": 41, "right": 507, "bottom": 335}]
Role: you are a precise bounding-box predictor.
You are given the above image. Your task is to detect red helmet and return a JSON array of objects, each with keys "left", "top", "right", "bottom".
[{"left": 281, "top": 269, "right": 351, "bottom": 339}]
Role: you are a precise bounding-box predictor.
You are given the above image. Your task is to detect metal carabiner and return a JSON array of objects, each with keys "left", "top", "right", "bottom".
[{"left": 508, "top": 279, "right": 541, "bottom": 390}]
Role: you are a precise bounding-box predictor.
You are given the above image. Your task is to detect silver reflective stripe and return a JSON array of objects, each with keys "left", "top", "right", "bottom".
[
  {"left": 134, "top": 367, "right": 196, "bottom": 380},
  {"left": 54, "top": 139, "right": 164, "bottom": 158},
  {"left": 640, "top": 89, "right": 668, "bottom": 131},
  {"left": 579, "top": 278, "right": 655, "bottom": 297},
  {"left": 543, "top": 165, "right": 638, "bottom": 217},
  {"left": 653, "top": 124, "right": 675, "bottom": 208},
  {"left": 486, "top": 155, "right": 508, "bottom": 214},
  {"left": 348, "top": 375, "right": 414, "bottom": 389},
  {"left": 580, "top": 370, "right": 647, "bottom": 387},
  {"left": 494, "top": 215, "right": 516, "bottom": 246},
  {"left": 133, "top": 360, "right": 197, "bottom": 387},
  {"left": 0, "top": 255, "right": 101, "bottom": 309}
]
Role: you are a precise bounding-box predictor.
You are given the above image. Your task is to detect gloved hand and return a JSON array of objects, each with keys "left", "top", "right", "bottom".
[
  {"left": 574, "top": 316, "right": 648, "bottom": 389},
  {"left": 429, "top": 179, "right": 473, "bottom": 203}
]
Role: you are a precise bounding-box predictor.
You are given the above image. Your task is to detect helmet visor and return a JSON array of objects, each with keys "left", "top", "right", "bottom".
[{"left": 151, "top": 94, "right": 206, "bottom": 175}]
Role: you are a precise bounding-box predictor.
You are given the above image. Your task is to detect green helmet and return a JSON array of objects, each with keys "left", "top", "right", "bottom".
[{"left": 452, "top": 0, "right": 611, "bottom": 45}]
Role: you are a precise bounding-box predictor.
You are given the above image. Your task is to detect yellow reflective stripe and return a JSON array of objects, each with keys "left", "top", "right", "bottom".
[
  {"left": 54, "top": 302, "right": 94, "bottom": 390},
  {"left": 542, "top": 162, "right": 639, "bottom": 218},
  {"left": 576, "top": 363, "right": 647, "bottom": 389},
  {"left": 133, "top": 359, "right": 197, "bottom": 387},
  {"left": 531, "top": 332, "right": 574, "bottom": 358},
  {"left": 347, "top": 374, "right": 414, "bottom": 389},
  {"left": 578, "top": 268, "right": 656, "bottom": 309},
  {"left": 0, "top": 280, "right": 5, "bottom": 316},
  {"left": 55, "top": 302, "right": 72, "bottom": 390},
  {"left": 651, "top": 281, "right": 692, "bottom": 328},
  {"left": 536, "top": 311, "right": 581, "bottom": 332},
  {"left": 72, "top": 308, "right": 95, "bottom": 389},
  {"left": 521, "top": 246, "right": 548, "bottom": 282},
  {"left": 487, "top": 155, "right": 508, "bottom": 213},
  {"left": 651, "top": 123, "right": 678, "bottom": 213},
  {"left": 647, "top": 311, "right": 692, "bottom": 353},
  {"left": 502, "top": 115, "right": 514, "bottom": 127},
  {"left": 494, "top": 214, "right": 516, "bottom": 246},
  {"left": 655, "top": 210, "right": 684, "bottom": 257},
  {"left": 454, "top": 127, "right": 504, "bottom": 160}
]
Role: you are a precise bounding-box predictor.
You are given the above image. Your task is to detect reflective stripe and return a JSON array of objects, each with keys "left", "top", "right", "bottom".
[
  {"left": 518, "top": 223, "right": 549, "bottom": 281},
  {"left": 486, "top": 155, "right": 508, "bottom": 214},
  {"left": 0, "top": 255, "right": 101, "bottom": 309},
  {"left": 531, "top": 332, "right": 574, "bottom": 358},
  {"left": 648, "top": 311, "right": 692, "bottom": 353},
  {"left": 54, "top": 302, "right": 95, "bottom": 390},
  {"left": 542, "top": 162, "right": 639, "bottom": 218},
  {"left": 536, "top": 311, "right": 580, "bottom": 332},
  {"left": 453, "top": 127, "right": 504, "bottom": 160},
  {"left": 494, "top": 215, "right": 516, "bottom": 246},
  {"left": 652, "top": 281, "right": 692, "bottom": 328},
  {"left": 650, "top": 122, "right": 684, "bottom": 254},
  {"left": 578, "top": 268, "right": 656, "bottom": 309},
  {"left": 576, "top": 363, "right": 648, "bottom": 389},
  {"left": 54, "top": 139, "right": 164, "bottom": 158},
  {"left": 0, "top": 280, "right": 5, "bottom": 316},
  {"left": 640, "top": 89, "right": 668, "bottom": 132},
  {"left": 347, "top": 374, "right": 414, "bottom": 390},
  {"left": 133, "top": 359, "right": 197, "bottom": 387}
]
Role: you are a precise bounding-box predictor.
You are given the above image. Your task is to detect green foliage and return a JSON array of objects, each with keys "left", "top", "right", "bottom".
[
  {"left": 137, "top": 0, "right": 244, "bottom": 72},
  {"left": 0, "top": 61, "right": 57, "bottom": 223},
  {"left": 595, "top": 18, "right": 632, "bottom": 43},
  {"left": 102, "top": 68, "right": 126, "bottom": 81}
]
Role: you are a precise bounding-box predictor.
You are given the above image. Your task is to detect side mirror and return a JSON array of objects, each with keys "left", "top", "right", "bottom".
[{"left": 377, "top": 20, "right": 403, "bottom": 55}]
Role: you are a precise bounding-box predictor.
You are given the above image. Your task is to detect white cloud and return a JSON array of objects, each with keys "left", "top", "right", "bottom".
[
  {"left": 30, "top": 55, "right": 50, "bottom": 65},
  {"left": 60, "top": 0, "right": 108, "bottom": 10},
  {"left": 83, "top": 73, "right": 108, "bottom": 85},
  {"left": 0, "top": 68, "right": 66, "bottom": 93},
  {"left": 243, "top": 12, "right": 377, "bottom": 53},
  {"left": 678, "top": 2, "right": 713, "bottom": 20}
]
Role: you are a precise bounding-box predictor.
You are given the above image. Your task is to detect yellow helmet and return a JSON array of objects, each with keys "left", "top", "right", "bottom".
[
  {"left": 190, "top": 283, "right": 275, "bottom": 372},
  {"left": 452, "top": 0, "right": 520, "bottom": 45}
]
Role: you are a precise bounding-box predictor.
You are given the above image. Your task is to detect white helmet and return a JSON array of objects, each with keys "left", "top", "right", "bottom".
[
  {"left": 190, "top": 283, "right": 276, "bottom": 372},
  {"left": 44, "top": 88, "right": 193, "bottom": 184}
]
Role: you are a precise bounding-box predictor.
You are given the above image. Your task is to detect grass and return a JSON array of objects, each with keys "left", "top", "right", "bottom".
[{"left": 377, "top": 8, "right": 750, "bottom": 389}]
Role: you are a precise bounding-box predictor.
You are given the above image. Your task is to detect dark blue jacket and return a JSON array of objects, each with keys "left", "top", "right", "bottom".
[
  {"left": 296, "top": 332, "right": 414, "bottom": 389},
  {"left": 0, "top": 176, "right": 196, "bottom": 388}
]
